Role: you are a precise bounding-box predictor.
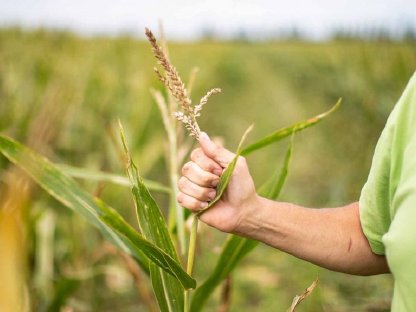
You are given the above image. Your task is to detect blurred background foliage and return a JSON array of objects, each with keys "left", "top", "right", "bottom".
[{"left": 0, "top": 27, "right": 415, "bottom": 311}]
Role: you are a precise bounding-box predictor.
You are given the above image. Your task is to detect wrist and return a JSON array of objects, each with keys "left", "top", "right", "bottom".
[{"left": 233, "top": 194, "right": 267, "bottom": 237}]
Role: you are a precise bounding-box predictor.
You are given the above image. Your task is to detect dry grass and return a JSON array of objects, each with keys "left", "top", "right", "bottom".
[{"left": 0, "top": 173, "right": 30, "bottom": 312}]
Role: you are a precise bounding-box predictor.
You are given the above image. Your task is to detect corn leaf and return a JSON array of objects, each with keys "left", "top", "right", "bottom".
[
  {"left": 119, "top": 124, "right": 188, "bottom": 310},
  {"left": 240, "top": 99, "right": 341, "bottom": 156},
  {"left": 190, "top": 234, "right": 257, "bottom": 311},
  {"left": 197, "top": 100, "right": 339, "bottom": 216},
  {"left": 149, "top": 265, "right": 170, "bottom": 311},
  {"left": 0, "top": 135, "right": 148, "bottom": 268},
  {"left": 197, "top": 124, "right": 254, "bottom": 214},
  {"left": 149, "top": 264, "right": 186, "bottom": 312},
  {"left": 190, "top": 138, "right": 294, "bottom": 311},
  {"left": 96, "top": 198, "right": 196, "bottom": 290},
  {"left": 57, "top": 164, "right": 171, "bottom": 194},
  {"left": 287, "top": 278, "right": 319, "bottom": 312},
  {"left": 258, "top": 133, "right": 294, "bottom": 198},
  {"left": 0, "top": 135, "right": 196, "bottom": 289},
  {"left": 191, "top": 102, "right": 339, "bottom": 310},
  {"left": 191, "top": 101, "right": 338, "bottom": 309}
]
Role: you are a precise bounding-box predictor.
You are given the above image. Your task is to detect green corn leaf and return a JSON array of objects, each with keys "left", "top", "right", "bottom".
[
  {"left": 197, "top": 100, "right": 339, "bottom": 216},
  {"left": 149, "top": 264, "right": 186, "bottom": 312},
  {"left": 0, "top": 134, "right": 148, "bottom": 271},
  {"left": 190, "top": 138, "right": 294, "bottom": 311},
  {"left": 57, "top": 163, "right": 171, "bottom": 194},
  {"left": 96, "top": 198, "right": 196, "bottom": 290},
  {"left": 0, "top": 135, "right": 196, "bottom": 289},
  {"left": 191, "top": 101, "right": 339, "bottom": 310},
  {"left": 258, "top": 133, "right": 294, "bottom": 199},
  {"left": 119, "top": 123, "right": 189, "bottom": 310},
  {"left": 149, "top": 265, "right": 170, "bottom": 312},
  {"left": 197, "top": 124, "right": 254, "bottom": 215},
  {"left": 191, "top": 100, "right": 339, "bottom": 310},
  {"left": 240, "top": 99, "right": 341, "bottom": 156},
  {"left": 190, "top": 235, "right": 257, "bottom": 312}
]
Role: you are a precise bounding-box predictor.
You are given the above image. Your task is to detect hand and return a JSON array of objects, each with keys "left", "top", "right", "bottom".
[{"left": 177, "top": 132, "right": 259, "bottom": 233}]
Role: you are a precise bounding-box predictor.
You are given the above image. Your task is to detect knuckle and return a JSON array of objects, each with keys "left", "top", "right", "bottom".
[
  {"left": 213, "top": 145, "right": 222, "bottom": 155},
  {"left": 197, "top": 186, "right": 208, "bottom": 198},
  {"left": 176, "top": 192, "right": 183, "bottom": 203},
  {"left": 177, "top": 191, "right": 203, "bottom": 212},
  {"left": 190, "top": 148, "right": 202, "bottom": 160},
  {"left": 201, "top": 173, "right": 212, "bottom": 185},
  {"left": 206, "top": 161, "right": 217, "bottom": 172},
  {"left": 181, "top": 161, "right": 192, "bottom": 175},
  {"left": 178, "top": 177, "right": 187, "bottom": 190}
]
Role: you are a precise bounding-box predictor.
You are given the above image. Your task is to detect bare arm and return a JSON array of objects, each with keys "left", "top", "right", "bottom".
[
  {"left": 235, "top": 199, "right": 388, "bottom": 275},
  {"left": 177, "top": 132, "right": 389, "bottom": 276}
]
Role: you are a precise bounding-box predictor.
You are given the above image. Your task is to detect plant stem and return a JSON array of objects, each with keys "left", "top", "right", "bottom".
[
  {"left": 151, "top": 89, "right": 186, "bottom": 256},
  {"left": 168, "top": 127, "right": 186, "bottom": 256},
  {"left": 184, "top": 214, "right": 199, "bottom": 312}
]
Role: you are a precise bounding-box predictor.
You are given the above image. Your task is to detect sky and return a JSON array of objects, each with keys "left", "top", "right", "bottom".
[{"left": 1, "top": 0, "right": 416, "bottom": 40}]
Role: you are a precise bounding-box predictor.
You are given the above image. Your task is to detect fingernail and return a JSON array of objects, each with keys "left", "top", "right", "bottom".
[
  {"left": 211, "top": 179, "right": 219, "bottom": 187},
  {"left": 208, "top": 190, "right": 216, "bottom": 199},
  {"left": 200, "top": 202, "right": 208, "bottom": 209},
  {"left": 213, "top": 168, "right": 222, "bottom": 176}
]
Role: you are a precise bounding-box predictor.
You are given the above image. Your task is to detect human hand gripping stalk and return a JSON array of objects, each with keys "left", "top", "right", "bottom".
[
  {"left": 177, "top": 131, "right": 259, "bottom": 311},
  {"left": 178, "top": 132, "right": 258, "bottom": 233}
]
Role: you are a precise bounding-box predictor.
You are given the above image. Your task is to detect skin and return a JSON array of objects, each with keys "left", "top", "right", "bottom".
[{"left": 177, "top": 132, "right": 389, "bottom": 276}]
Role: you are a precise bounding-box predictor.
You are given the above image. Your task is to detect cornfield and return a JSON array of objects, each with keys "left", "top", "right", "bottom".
[{"left": 0, "top": 27, "right": 415, "bottom": 311}]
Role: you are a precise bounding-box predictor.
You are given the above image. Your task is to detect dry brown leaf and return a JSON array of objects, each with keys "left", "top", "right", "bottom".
[{"left": 287, "top": 278, "right": 319, "bottom": 312}]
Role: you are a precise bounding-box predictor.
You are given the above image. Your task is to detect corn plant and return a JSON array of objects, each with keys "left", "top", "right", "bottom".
[{"left": 0, "top": 27, "right": 340, "bottom": 311}]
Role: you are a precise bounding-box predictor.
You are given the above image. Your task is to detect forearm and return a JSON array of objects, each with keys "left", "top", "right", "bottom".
[
  {"left": 234, "top": 198, "right": 389, "bottom": 276},
  {"left": 178, "top": 136, "right": 389, "bottom": 275}
]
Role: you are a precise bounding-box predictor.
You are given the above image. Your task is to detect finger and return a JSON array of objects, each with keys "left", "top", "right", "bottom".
[
  {"left": 182, "top": 161, "right": 220, "bottom": 187},
  {"left": 198, "top": 132, "right": 235, "bottom": 168},
  {"left": 190, "top": 148, "right": 223, "bottom": 176},
  {"left": 177, "top": 192, "right": 208, "bottom": 212},
  {"left": 178, "top": 176, "right": 217, "bottom": 202}
]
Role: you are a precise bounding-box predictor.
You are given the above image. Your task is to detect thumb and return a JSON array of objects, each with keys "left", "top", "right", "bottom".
[{"left": 199, "top": 132, "right": 236, "bottom": 168}]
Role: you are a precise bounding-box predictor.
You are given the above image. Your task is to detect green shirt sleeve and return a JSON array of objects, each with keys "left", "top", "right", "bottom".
[
  {"left": 359, "top": 118, "right": 394, "bottom": 255},
  {"left": 359, "top": 72, "right": 416, "bottom": 255}
]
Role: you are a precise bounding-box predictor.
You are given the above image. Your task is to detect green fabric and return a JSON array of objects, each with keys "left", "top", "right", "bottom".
[{"left": 359, "top": 72, "right": 416, "bottom": 311}]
